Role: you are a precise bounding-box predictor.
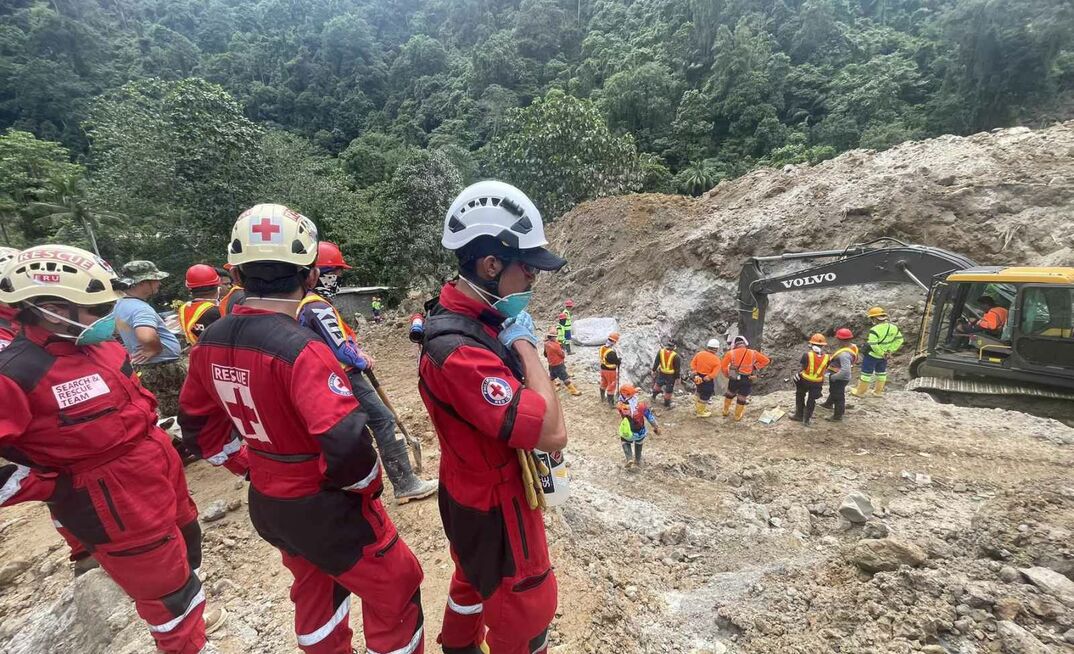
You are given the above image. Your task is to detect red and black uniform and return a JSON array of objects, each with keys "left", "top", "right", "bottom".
[
  {"left": 0, "top": 305, "right": 17, "bottom": 351},
  {"left": 0, "top": 325, "right": 205, "bottom": 654},
  {"left": 179, "top": 306, "right": 424, "bottom": 654},
  {"left": 419, "top": 282, "right": 556, "bottom": 654}
]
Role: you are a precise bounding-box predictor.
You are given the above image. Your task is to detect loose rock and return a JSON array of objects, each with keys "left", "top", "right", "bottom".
[
  {"left": 849, "top": 538, "right": 927, "bottom": 573},
  {"left": 995, "top": 620, "right": 1051, "bottom": 654},
  {"left": 1018, "top": 566, "right": 1074, "bottom": 605},
  {"left": 838, "top": 491, "right": 874, "bottom": 523},
  {"left": 201, "top": 500, "right": 230, "bottom": 523},
  {"left": 0, "top": 559, "right": 31, "bottom": 587}
]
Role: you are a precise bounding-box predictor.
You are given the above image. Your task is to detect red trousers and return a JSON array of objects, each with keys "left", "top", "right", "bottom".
[
  {"left": 599, "top": 369, "right": 618, "bottom": 392},
  {"left": 50, "top": 432, "right": 205, "bottom": 654},
  {"left": 437, "top": 471, "right": 557, "bottom": 654},
  {"left": 246, "top": 480, "right": 424, "bottom": 654}
]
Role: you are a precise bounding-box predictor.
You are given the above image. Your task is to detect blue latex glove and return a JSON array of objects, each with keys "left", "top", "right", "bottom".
[{"left": 500, "top": 311, "right": 538, "bottom": 349}]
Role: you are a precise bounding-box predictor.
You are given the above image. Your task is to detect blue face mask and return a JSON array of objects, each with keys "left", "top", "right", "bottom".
[
  {"left": 492, "top": 290, "right": 533, "bottom": 318},
  {"left": 76, "top": 313, "right": 117, "bottom": 346}
]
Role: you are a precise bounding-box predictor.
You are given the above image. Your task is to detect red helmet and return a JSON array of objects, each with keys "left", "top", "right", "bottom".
[
  {"left": 185, "top": 264, "right": 220, "bottom": 290},
  {"left": 835, "top": 327, "right": 854, "bottom": 340},
  {"left": 558, "top": 312, "right": 567, "bottom": 320},
  {"left": 316, "top": 241, "right": 351, "bottom": 270},
  {"left": 564, "top": 299, "right": 575, "bottom": 308}
]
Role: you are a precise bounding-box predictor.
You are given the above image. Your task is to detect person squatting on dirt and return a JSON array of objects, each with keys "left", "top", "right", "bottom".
[
  {"left": 179, "top": 205, "right": 425, "bottom": 654},
  {"left": 820, "top": 328, "right": 858, "bottom": 422},
  {"left": 544, "top": 327, "right": 581, "bottom": 395},
  {"left": 791, "top": 333, "right": 831, "bottom": 427},
  {"left": 419, "top": 180, "right": 568, "bottom": 654},
  {"left": 720, "top": 336, "right": 770, "bottom": 422},
  {"left": 0, "top": 245, "right": 215, "bottom": 654},
  {"left": 690, "top": 338, "right": 722, "bottom": 418},
  {"left": 651, "top": 339, "right": 681, "bottom": 408},
  {"left": 616, "top": 384, "right": 660, "bottom": 468},
  {"left": 598, "top": 332, "right": 621, "bottom": 407},
  {"left": 297, "top": 240, "right": 437, "bottom": 504}
]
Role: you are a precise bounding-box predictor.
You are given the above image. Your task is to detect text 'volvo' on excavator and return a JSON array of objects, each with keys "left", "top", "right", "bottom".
[{"left": 736, "top": 238, "right": 1074, "bottom": 422}]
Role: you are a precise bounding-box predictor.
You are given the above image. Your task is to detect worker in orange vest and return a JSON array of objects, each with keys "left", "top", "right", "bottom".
[
  {"left": 689, "top": 338, "right": 722, "bottom": 418},
  {"left": 217, "top": 263, "right": 246, "bottom": 316},
  {"left": 720, "top": 336, "right": 771, "bottom": 422},
  {"left": 598, "top": 332, "right": 621, "bottom": 407},
  {"left": 177, "top": 264, "right": 223, "bottom": 346},
  {"left": 650, "top": 338, "right": 681, "bottom": 408},
  {"left": 791, "top": 333, "right": 831, "bottom": 427}
]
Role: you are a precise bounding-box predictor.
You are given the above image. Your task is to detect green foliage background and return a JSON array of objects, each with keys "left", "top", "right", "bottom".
[{"left": 0, "top": 0, "right": 1071, "bottom": 298}]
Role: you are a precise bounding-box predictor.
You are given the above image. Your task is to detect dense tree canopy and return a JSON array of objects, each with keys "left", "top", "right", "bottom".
[{"left": 0, "top": 0, "right": 1070, "bottom": 296}]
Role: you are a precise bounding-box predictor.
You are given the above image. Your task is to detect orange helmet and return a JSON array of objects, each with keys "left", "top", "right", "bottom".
[
  {"left": 316, "top": 241, "right": 351, "bottom": 270},
  {"left": 607, "top": 332, "right": 620, "bottom": 343},
  {"left": 619, "top": 384, "right": 637, "bottom": 397},
  {"left": 809, "top": 333, "right": 828, "bottom": 346},
  {"left": 185, "top": 264, "right": 220, "bottom": 290}
]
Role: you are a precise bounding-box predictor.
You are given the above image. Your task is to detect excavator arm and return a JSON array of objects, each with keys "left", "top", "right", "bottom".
[{"left": 737, "top": 238, "right": 977, "bottom": 347}]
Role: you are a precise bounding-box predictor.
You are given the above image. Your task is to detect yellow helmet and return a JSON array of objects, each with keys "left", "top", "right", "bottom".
[
  {"left": 228, "top": 203, "right": 318, "bottom": 268},
  {"left": 0, "top": 247, "right": 18, "bottom": 269},
  {"left": 866, "top": 306, "right": 887, "bottom": 319},
  {"left": 0, "top": 245, "right": 122, "bottom": 306}
]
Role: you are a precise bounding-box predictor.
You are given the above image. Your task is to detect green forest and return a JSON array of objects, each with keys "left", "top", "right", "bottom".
[{"left": 1, "top": 0, "right": 1071, "bottom": 295}]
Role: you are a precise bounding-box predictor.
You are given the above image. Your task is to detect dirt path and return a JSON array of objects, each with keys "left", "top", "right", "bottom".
[{"left": 2, "top": 329, "right": 1073, "bottom": 653}]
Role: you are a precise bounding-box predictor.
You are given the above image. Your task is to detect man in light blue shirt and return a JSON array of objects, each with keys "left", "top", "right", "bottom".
[{"left": 117, "top": 260, "right": 185, "bottom": 418}]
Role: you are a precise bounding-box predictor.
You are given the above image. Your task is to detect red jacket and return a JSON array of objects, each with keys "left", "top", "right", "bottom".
[
  {"left": 0, "top": 324, "right": 159, "bottom": 506},
  {"left": 0, "top": 305, "right": 17, "bottom": 351},
  {"left": 178, "top": 305, "right": 381, "bottom": 498}
]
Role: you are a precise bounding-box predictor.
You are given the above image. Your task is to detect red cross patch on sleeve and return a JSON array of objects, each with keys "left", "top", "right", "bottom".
[{"left": 481, "top": 377, "right": 513, "bottom": 406}]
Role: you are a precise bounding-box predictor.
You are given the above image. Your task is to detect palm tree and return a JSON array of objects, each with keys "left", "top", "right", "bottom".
[{"left": 26, "top": 175, "right": 126, "bottom": 257}]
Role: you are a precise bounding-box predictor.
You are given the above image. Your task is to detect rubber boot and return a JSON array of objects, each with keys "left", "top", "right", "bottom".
[
  {"left": 381, "top": 439, "right": 437, "bottom": 504},
  {"left": 850, "top": 380, "right": 870, "bottom": 397},
  {"left": 566, "top": 382, "right": 581, "bottom": 396},
  {"left": 600, "top": 389, "right": 606, "bottom": 403},
  {"left": 734, "top": 403, "right": 747, "bottom": 422},
  {"left": 663, "top": 393, "right": 672, "bottom": 409},
  {"left": 608, "top": 393, "right": 616, "bottom": 408},
  {"left": 722, "top": 396, "right": 733, "bottom": 417},
  {"left": 873, "top": 380, "right": 887, "bottom": 397},
  {"left": 695, "top": 398, "right": 712, "bottom": 418}
]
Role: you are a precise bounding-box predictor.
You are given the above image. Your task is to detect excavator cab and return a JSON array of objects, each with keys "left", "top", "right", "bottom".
[{"left": 914, "top": 267, "right": 1074, "bottom": 398}]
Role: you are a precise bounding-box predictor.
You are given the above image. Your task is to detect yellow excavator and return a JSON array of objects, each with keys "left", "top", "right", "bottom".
[{"left": 737, "top": 238, "right": 1074, "bottom": 419}]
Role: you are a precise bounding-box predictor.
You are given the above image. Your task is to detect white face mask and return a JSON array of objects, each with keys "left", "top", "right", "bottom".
[{"left": 811, "top": 345, "right": 824, "bottom": 354}]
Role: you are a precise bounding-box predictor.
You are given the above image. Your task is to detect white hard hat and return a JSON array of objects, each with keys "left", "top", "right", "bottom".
[
  {"left": 706, "top": 338, "right": 721, "bottom": 350},
  {"left": 442, "top": 180, "right": 566, "bottom": 271},
  {"left": 0, "top": 247, "right": 18, "bottom": 269},
  {"left": 228, "top": 204, "right": 318, "bottom": 268},
  {"left": 0, "top": 245, "right": 122, "bottom": 306}
]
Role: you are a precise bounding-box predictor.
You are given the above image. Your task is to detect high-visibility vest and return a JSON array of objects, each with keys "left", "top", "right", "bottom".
[
  {"left": 599, "top": 345, "right": 618, "bottom": 370},
  {"left": 657, "top": 348, "right": 678, "bottom": 374},
  {"left": 867, "top": 322, "right": 903, "bottom": 357},
  {"left": 299, "top": 293, "right": 357, "bottom": 340},
  {"left": 178, "top": 300, "right": 216, "bottom": 345},
  {"left": 801, "top": 351, "right": 831, "bottom": 382},
  {"left": 831, "top": 345, "right": 859, "bottom": 362},
  {"left": 218, "top": 285, "right": 244, "bottom": 316},
  {"left": 563, "top": 309, "right": 573, "bottom": 331},
  {"left": 979, "top": 306, "right": 1009, "bottom": 331},
  {"left": 556, "top": 322, "right": 568, "bottom": 343}
]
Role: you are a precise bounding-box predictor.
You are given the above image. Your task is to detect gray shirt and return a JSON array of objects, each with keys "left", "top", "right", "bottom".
[{"left": 829, "top": 348, "right": 855, "bottom": 381}]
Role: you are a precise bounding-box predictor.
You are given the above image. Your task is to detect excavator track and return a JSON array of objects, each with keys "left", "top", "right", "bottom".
[{"left": 908, "top": 376, "right": 1074, "bottom": 425}]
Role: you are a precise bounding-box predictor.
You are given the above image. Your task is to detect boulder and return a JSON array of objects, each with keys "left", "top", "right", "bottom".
[{"left": 849, "top": 538, "right": 927, "bottom": 573}]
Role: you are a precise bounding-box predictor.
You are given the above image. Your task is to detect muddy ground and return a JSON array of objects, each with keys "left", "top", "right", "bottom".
[{"left": 1, "top": 326, "right": 1073, "bottom": 654}]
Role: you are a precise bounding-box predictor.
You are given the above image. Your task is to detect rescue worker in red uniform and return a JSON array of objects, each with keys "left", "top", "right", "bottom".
[
  {"left": 178, "top": 264, "right": 223, "bottom": 346},
  {"left": 420, "top": 181, "right": 569, "bottom": 654},
  {"left": 0, "top": 245, "right": 212, "bottom": 654},
  {"left": 179, "top": 204, "right": 424, "bottom": 654},
  {"left": 298, "top": 241, "right": 437, "bottom": 504}
]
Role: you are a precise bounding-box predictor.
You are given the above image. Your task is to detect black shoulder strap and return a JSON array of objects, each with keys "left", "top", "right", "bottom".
[{"left": 422, "top": 302, "right": 525, "bottom": 381}]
